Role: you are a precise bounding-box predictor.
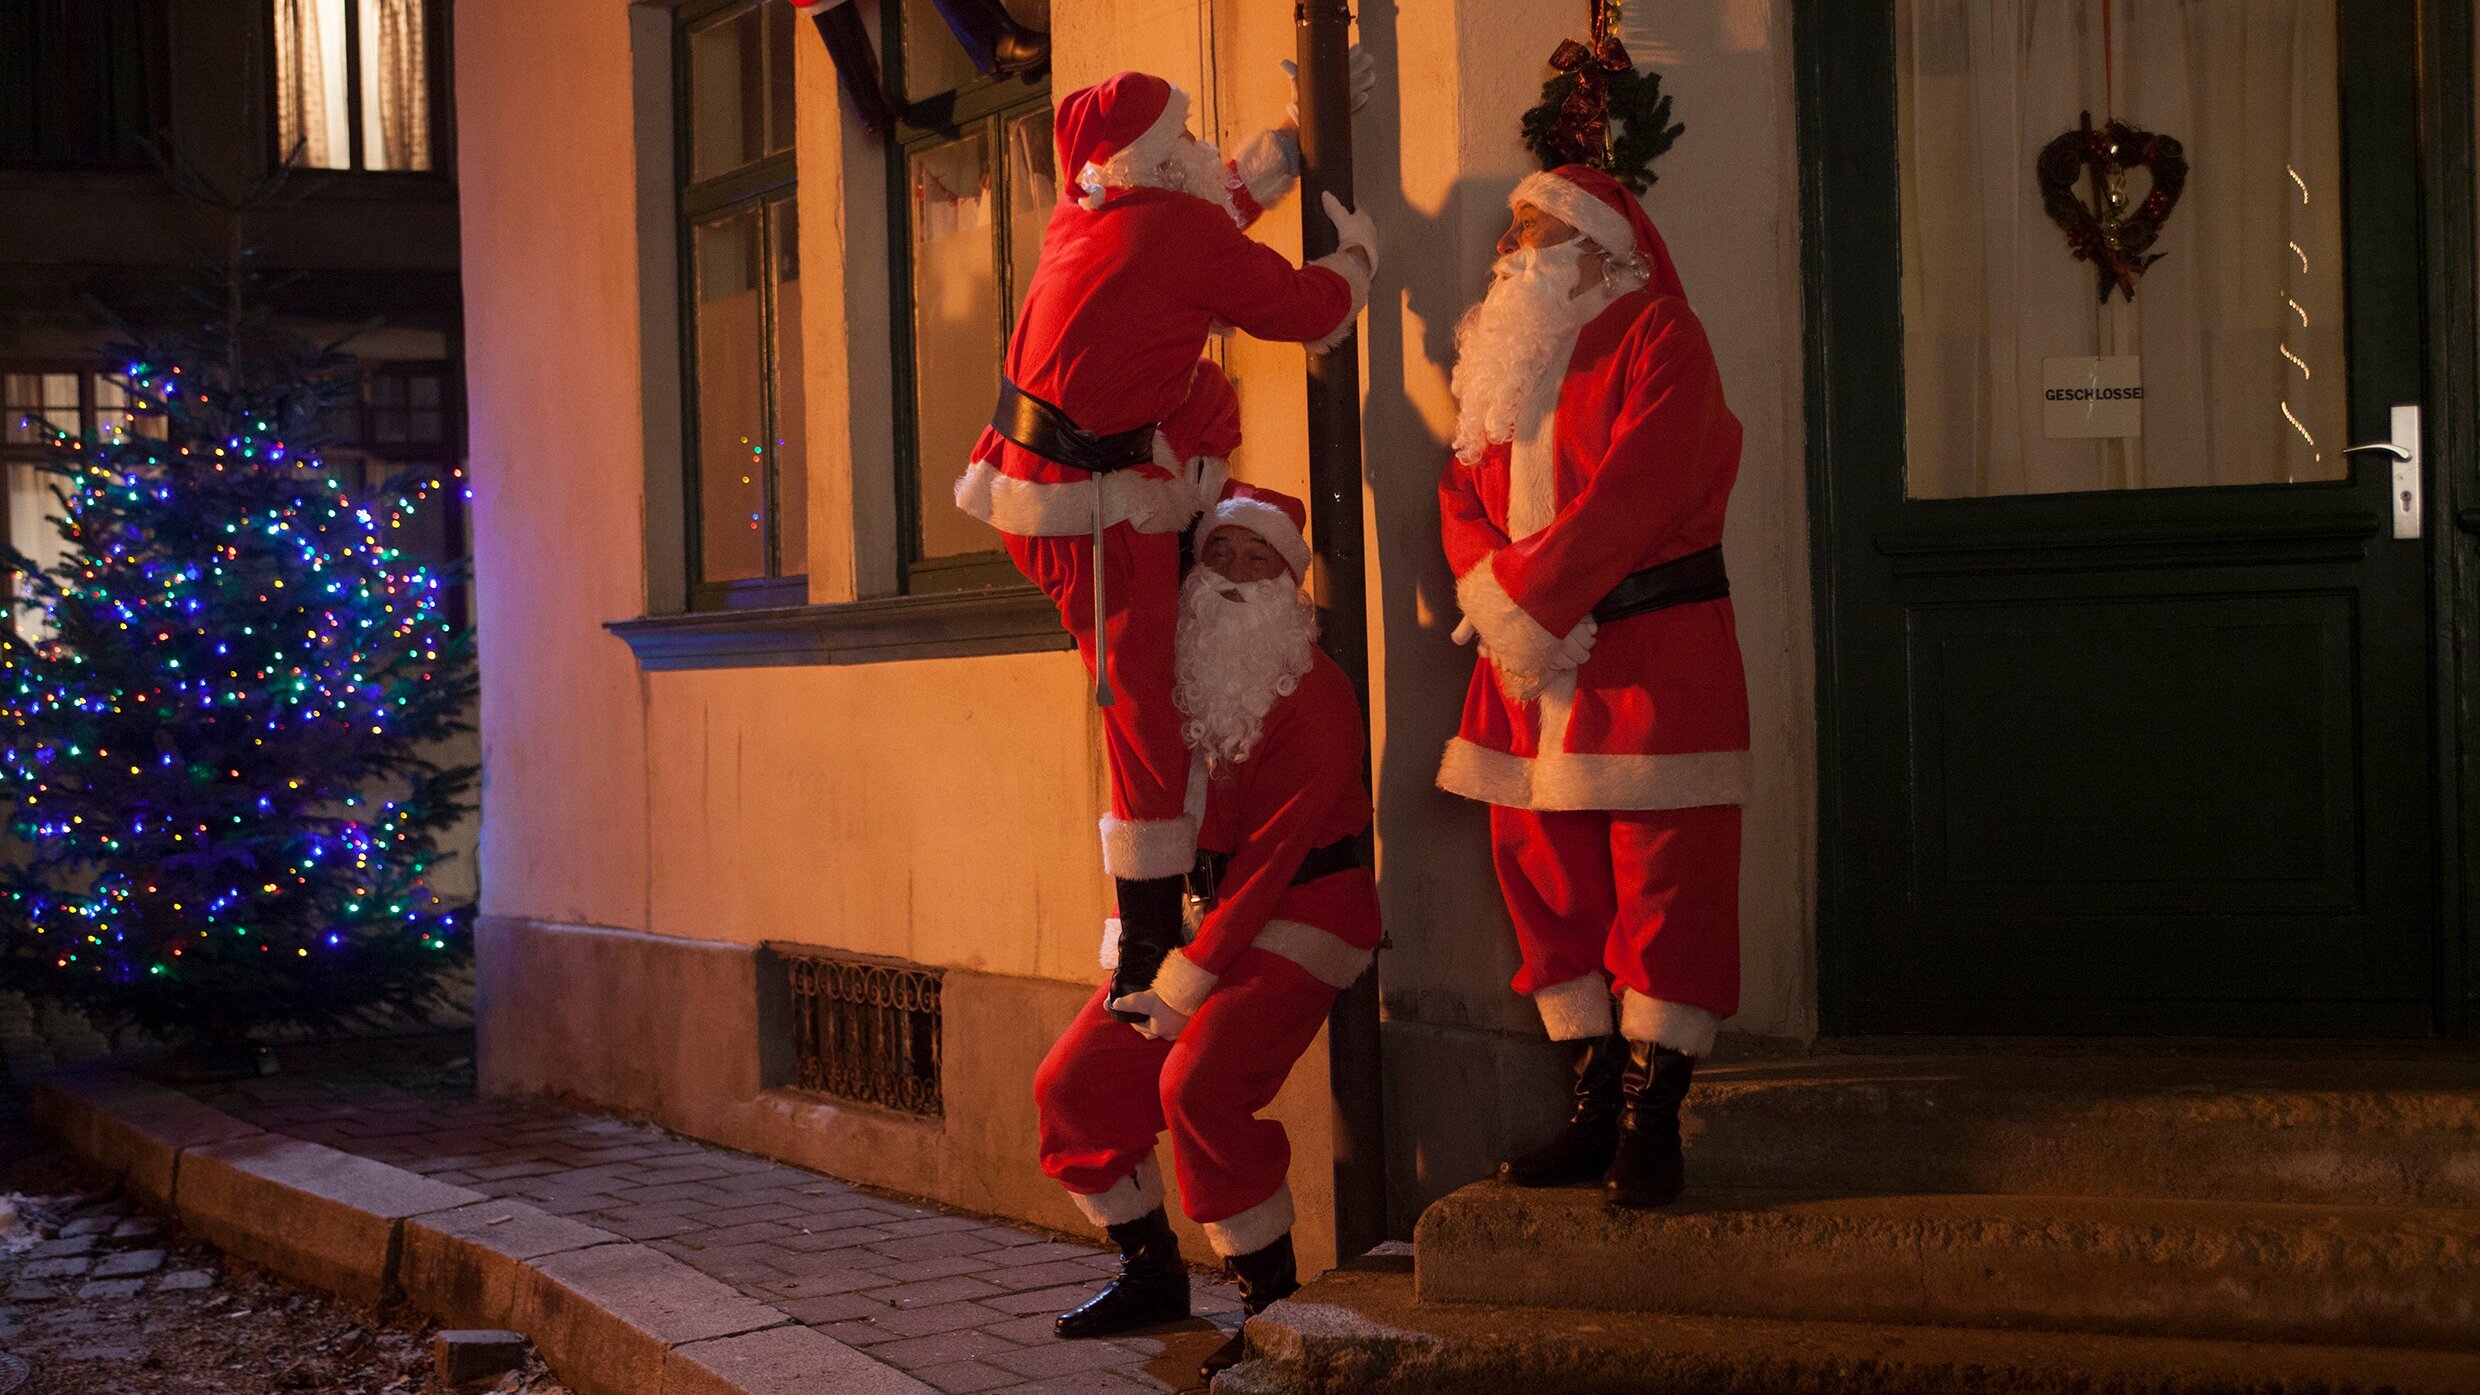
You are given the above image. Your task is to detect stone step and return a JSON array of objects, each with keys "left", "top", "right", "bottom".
[
  {"left": 1222, "top": 1256, "right": 2480, "bottom": 1395},
  {"left": 1687, "top": 1049, "right": 2480, "bottom": 1206},
  {"left": 1413, "top": 1182, "right": 2480, "bottom": 1350}
]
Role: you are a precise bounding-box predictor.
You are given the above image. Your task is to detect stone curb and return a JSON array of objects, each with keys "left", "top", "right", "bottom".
[{"left": 34, "top": 1065, "right": 937, "bottom": 1395}]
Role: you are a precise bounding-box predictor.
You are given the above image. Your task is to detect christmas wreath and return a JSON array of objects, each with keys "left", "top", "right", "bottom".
[{"left": 1521, "top": 54, "right": 1683, "bottom": 193}]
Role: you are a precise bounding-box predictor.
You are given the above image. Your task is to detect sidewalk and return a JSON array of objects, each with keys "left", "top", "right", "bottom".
[{"left": 171, "top": 1033, "right": 1242, "bottom": 1395}]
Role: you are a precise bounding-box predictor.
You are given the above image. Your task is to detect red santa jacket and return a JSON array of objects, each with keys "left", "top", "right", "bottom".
[
  {"left": 1435, "top": 287, "right": 1751, "bottom": 813},
  {"left": 953, "top": 185, "right": 1367, "bottom": 539},
  {"left": 1149, "top": 650, "right": 1379, "bottom": 1013}
]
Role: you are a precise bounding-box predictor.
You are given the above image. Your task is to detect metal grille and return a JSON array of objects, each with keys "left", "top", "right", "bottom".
[{"left": 783, "top": 950, "right": 943, "bottom": 1116}]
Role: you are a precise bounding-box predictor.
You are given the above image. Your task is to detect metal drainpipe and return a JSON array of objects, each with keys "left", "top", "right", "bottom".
[{"left": 1296, "top": 0, "right": 1388, "bottom": 1261}]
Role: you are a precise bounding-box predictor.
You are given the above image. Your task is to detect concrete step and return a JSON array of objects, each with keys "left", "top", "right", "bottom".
[
  {"left": 1413, "top": 1181, "right": 2480, "bottom": 1350},
  {"left": 1221, "top": 1255, "right": 2480, "bottom": 1395},
  {"left": 1686, "top": 1049, "right": 2480, "bottom": 1206}
]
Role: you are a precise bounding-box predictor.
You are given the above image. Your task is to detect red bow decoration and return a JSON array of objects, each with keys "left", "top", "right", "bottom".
[
  {"left": 2037, "top": 111, "right": 2188, "bottom": 303},
  {"left": 1544, "top": 34, "right": 1632, "bottom": 166}
]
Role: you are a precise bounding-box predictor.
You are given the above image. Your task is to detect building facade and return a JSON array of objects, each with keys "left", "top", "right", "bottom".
[{"left": 457, "top": 0, "right": 2480, "bottom": 1268}]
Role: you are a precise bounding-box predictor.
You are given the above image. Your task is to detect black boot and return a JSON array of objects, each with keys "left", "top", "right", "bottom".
[
  {"left": 1056, "top": 1207, "right": 1189, "bottom": 1338},
  {"left": 1498, "top": 1033, "right": 1625, "bottom": 1187},
  {"left": 1198, "top": 1232, "right": 1299, "bottom": 1383},
  {"left": 1604, "top": 1042, "right": 1695, "bottom": 1209},
  {"left": 1107, "top": 875, "right": 1185, "bottom": 1024}
]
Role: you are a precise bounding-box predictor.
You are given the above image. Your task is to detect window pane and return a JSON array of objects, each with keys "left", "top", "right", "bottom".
[
  {"left": 1004, "top": 108, "right": 1056, "bottom": 321},
  {"left": 694, "top": 209, "right": 770, "bottom": 583},
  {"left": 9, "top": 460, "right": 66, "bottom": 640},
  {"left": 93, "top": 376, "right": 160, "bottom": 444},
  {"left": 274, "top": 0, "right": 351, "bottom": 168},
  {"left": 770, "top": 195, "right": 808, "bottom": 577},
  {"left": 358, "top": 0, "right": 432, "bottom": 170},
  {"left": 1897, "top": 0, "right": 2347, "bottom": 497},
  {"left": 901, "top": 0, "right": 980, "bottom": 102},
  {"left": 766, "top": 0, "right": 797, "bottom": 156},
  {"left": 908, "top": 133, "right": 1003, "bottom": 561},
  {"left": 689, "top": 4, "right": 765, "bottom": 182},
  {"left": 5, "top": 373, "right": 82, "bottom": 443}
]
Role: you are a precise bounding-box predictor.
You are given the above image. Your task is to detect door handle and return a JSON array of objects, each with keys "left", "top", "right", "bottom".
[{"left": 2342, "top": 403, "right": 2421, "bottom": 540}]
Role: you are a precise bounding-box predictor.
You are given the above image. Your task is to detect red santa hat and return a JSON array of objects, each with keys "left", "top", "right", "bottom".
[
  {"left": 1055, "top": 72, "right": 1191, "bottom": 211},
  {"left": 1196, "top": 481, "right": 1313, "bottom": 581},
  {"left": 1508, "top": 164, "right": 1687, "bottom": 299}
]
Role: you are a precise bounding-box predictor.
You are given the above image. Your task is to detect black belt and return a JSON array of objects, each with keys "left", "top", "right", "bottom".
[
  {"left": 1591, "top": 546, "right": 1729, "bottom": 625},
  {"left": 990, "top": 377, "right": 1157, "bottom": 475},
  {"left": 1187, "top": 836, "right": 1364, "bottom": 910}
]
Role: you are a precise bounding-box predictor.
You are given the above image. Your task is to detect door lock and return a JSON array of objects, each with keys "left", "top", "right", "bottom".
[{"left": 2343, "top": 403, "right": 2421, "bottom": 540}]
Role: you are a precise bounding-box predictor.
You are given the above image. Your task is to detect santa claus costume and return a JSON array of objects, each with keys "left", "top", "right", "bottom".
[
  {"left": 1435, "top": 164, "right": 1747, "bottom": 1208},
  {"left": 1032, "top": 485, "right": 1378, "bottom": 1382},
  {"left": 952, "top": 70, "right": 1375, "bottom": 1024}
]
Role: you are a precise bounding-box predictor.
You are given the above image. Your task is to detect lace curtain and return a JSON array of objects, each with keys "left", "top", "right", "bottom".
[
  {"left": 273, "top": 0, "right": 430, "bottom": 171},
  {"left": 1898, "top": 0, "right": 2347, "bottom": 497}
]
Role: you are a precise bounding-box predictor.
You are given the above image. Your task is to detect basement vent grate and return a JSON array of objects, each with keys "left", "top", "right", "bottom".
[{"left": 783, "top": 951, "right": 943, "bottom": 1117}]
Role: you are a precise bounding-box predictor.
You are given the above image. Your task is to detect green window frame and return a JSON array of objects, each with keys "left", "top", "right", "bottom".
[
  {"left": 881, "top": 0, "right": 1053, "bottom": 595},
  {"left": 677, "top": 0, "right": 807, "bottom": 611}
]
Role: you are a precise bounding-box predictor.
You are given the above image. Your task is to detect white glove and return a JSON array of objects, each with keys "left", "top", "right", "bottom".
[
  {"left": 1559, "top": 614, "right": 1598, "bottom": 667},
  {"left": 1452, "top": 616, "right": 1478, "bottom": 647},
  {"left": 1320, "top": 191, "right": 1378, "bottom": 271},
  {"left": 1281, "top": 44, "right": 1377, "bottom": 122},
  {"left": 1107, "top": 989, "right": 1191, "bottom": 1041}
]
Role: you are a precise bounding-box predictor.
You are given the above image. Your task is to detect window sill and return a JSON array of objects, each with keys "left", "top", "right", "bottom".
[{"left": 606, "top": 585, "right": 1070, "bottom": 671}]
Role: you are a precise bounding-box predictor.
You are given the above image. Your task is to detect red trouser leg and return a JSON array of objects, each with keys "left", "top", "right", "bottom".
[
  {"left": 1490, "top": 805, "right": 1619, "bottom": 1040},
  {"left": 1006, "top": 526, "right": 1193, "bottom": 878},
  {"left": 1606, "top": 804, "right": 1743, "bottom": 1023},
  {"left": 1034, "top": 984, "right": 1174, "bottom": 1224},
  {"left": 1159, "top": 949, "right": 1336, "bottom": 1255}
]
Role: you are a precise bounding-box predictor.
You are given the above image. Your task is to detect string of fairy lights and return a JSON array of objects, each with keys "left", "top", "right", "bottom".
[{"left": 0, "top": 354, "right": 476, "bottom": 1022}]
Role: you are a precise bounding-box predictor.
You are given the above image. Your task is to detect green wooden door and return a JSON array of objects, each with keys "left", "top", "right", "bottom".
[{"left": 1797, "top": 0, "right": 2455, "bottom": 1035}]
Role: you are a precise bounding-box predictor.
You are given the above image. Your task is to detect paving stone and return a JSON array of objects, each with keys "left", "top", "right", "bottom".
[
  {"left": 980, "top": 1313, "right": 1087, "bottom": 1347},
  {"left": 109, "top": 1217, "right": 161, "bottom": 1239},
  {"left": 5, "top": 1281, "right": 58, "bottom": 1302},
  {"left": 870, "top": 1232, "right": 1003, "bottom": 1265},
  {"left": 33, "top": 1067, "right": 265, "bottom": 1206},
  {"left": 19, "top": 1258, "right": 90, "bottom": 1280},
  {"left": 766, "top": 1268, "right": 884, "bottom": 1298},
  {"left": 882, "top": 1275, "right": 1008, "bottom": 1309},
  {"left": 983, "top": 1283, "right": 1105, "bottom": 1317},
  {"left": 516, "top": 1241, "right": 788, "bottom": 1395},
  {"left": 773, "top": 1291, "right": 895, "bottom": 1326},
  {"left": 176, "top": 1133, "right": 485, "bottom": 1304},
  {"left": 155, "top": 1270, "right": 216, "bottom": 1291},
  {"left": 30, "top": 1234, "right": 97, "bottom": 1258},
  {"left": 870, "top": 1326, "right": 1027, "bottom": 1369},
  {"left": 75, "top": 1277, "right": 145, "bottom": 1301},
  {"left": 908, "top": 1359, "right": 1023, "bottom": 1394},
  {"left": 981, "top": 1260, "right": 1125, "bottom": 1293},
  {"left": 434, "top": 1329, "right": 530, "bottom": 1387},
  {"left": 829, "top": 1299, "right": 1013, "bottom": 1341},
  {"left": 666, "top": 1322, "right": 939, "bottom": 1395},
  {"left": 980, "top": 1242, "right": 1111, "bottom": 1269},
  {"left": 59, "top": 1216, "right": 114, "bottom": 1237},
  {"left": 877, "top": 1254, "right": 1000, "bottom": 1284},
  {"left": 88, "top": 1248, "right": 165, "bottom": 1278},
  {"left": 401, "top": 1199, "right": 620, "bottom": 1330}
]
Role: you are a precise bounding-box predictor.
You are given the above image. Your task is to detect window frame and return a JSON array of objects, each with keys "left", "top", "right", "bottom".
[
  {"left": 1, "top": 360, "right": 171, "bottom": 634},
  {"left": 675, "top": 0, "right": 807, "bottom": 613},
  {"left": 262, "top": 0, "right": 457, "bottom": 178},
  {"left": 880, "top": 0, "right": 1052, "bottom": 596}
]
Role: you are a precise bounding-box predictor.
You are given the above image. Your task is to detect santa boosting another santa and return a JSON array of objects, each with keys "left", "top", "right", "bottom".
[
  {"left": 1436, "top": 164, "right": 1749, "bottom": 1209},
  {"left": 954, "top": 68, "right": 1377, "bottom": 1030},
  {"left": 1034, "top": 484, "right": 1379, "bottom": 1384}
]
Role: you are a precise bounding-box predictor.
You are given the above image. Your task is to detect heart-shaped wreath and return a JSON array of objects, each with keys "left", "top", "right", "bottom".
[{"left": 2038, "top": 111, "right": 2187, "bottom": 302}]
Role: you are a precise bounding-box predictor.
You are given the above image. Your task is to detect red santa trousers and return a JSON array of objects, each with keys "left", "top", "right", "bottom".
[
  {"left": 1033, "top": 948, "right": 1333, "bottom": 1257},
  {"left": 1489, "top": 803, "right": 1741, "bottom": 1043},
  {"left": 1004, "top": 524, "right": 1193, "bottom": 879}
]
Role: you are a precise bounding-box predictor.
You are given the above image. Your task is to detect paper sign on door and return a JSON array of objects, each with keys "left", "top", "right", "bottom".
[{"left": 2042, "top": 356, "right": 2144, "bottom": 439}]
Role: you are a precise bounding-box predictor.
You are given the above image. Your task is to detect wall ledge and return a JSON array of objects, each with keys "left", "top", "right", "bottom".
[{"left": 605, "top": 586, "right": 1071, "bottom": 671}]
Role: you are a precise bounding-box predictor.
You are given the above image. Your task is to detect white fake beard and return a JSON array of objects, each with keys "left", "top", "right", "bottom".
[
  {"left": 1173, "top": 567, "right": 1319, "bottom": 767},
  {"left": 1154, "top": 135, "right": 1242, "bottom": 224},
  {"left": 1449, "top": 242, "right": 1597, "bottom": 465}
]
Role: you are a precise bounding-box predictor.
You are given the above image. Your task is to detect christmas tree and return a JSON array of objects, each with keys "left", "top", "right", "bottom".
[{"left": 0, "top": 221, "right": 476, "bottom": 1051}]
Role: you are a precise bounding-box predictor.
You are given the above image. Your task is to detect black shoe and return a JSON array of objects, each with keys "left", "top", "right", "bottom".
[
  {"left": 1604, "top": 1042, "right": 1695, "bottom": 1209},
  {"left": 1056, "top": 1208, "right": 1190, "bottom": 1338},
  {"left": 1198, "top": 1232, "right": 1298, "bottom": 1383},
  {"left": 1499, "top": 1033, "right": 1625, "bottom": 1187},
  {"left": 1107, "top": 875, "right": 1186, "bottom": 1024}
]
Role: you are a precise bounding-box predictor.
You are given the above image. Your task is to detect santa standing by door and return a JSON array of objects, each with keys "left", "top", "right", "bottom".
[{"left": 1436, "top": 164, "right": 1748, "bottom": 1208}]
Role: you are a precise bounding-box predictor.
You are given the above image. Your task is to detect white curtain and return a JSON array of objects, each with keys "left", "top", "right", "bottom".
[
  {"left": 364, "top": 0, "right": 431, "bottom": 171},
  {"left": 1898, "top": 0, "right": 2347, "bottom": 497},
  {"left": 273, "top": 0, "right": 342, "bottom": 168}
]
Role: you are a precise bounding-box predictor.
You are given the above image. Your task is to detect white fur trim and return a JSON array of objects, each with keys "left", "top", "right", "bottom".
[
  {"left": 1231, "top": 128, "right": 1299, "bottom": 210},
  {"left": 1436, "top": 738, "right": 1749, "bottom": 813},
  {"left": 1454, "top": 555, "right": 1566, "bottom": 682},
  {"left": 1620, "top": 988, "right": 1723, "bottom": 1058},
  {"left": 1198, "top": 496, "right": 1313, "bottom": 581},
  {"left": 1506, "top": 337, "right": 1580, "bottom": 542},
  {"left": 1201, "top": 1183, "right": 1294, "bottom": 1258},
  {"left": 1069, "top": 1153, "right": 1166, "bottom": 1227},
  {"left": 1254, "top": 919, "right": 1371, "bottom": 990},
  {"left": 1512, "top": 169, "right": 1640, "bottom": 271},
  {"left": 1098, "top": 917, "right": 1123, "bottom": 970},
  {"left": 1302, "top": 250, "right": 1371, "bottom": 356},
  {"left": 1099, "top": 813, "right": 1199, "bottom": 879},
  {"left": 1152, "top": 947, "right": 1219, "bottom": 1016},
  {"left": 1077, "top": 86, "right": 1191, "bottom": 206},
  {"left": 1533, "top": 974, "right": 1615, "bottom": 1041},
  {"left": 953, "top": 456, "right": 1200, "bottom": 537}
]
